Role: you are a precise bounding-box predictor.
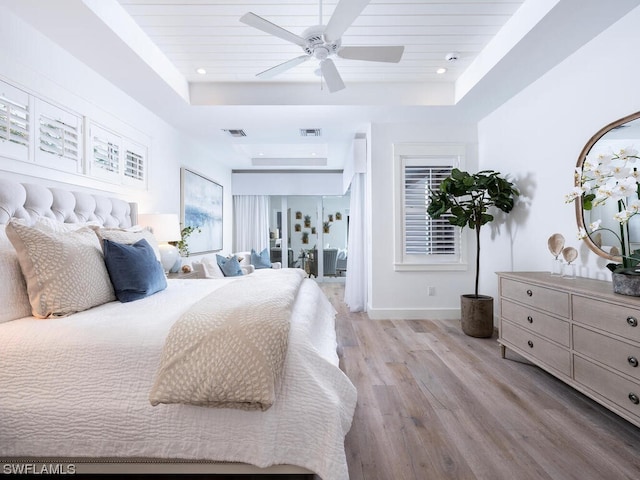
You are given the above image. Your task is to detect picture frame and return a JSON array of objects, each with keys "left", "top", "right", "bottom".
[{"left": 180, "top": 167, "right": 223, "bottom": 254}]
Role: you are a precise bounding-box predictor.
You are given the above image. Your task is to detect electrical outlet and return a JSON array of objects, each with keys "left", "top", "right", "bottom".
[{"left": 427, "top": 286, "right": 436, "bottom": 296}]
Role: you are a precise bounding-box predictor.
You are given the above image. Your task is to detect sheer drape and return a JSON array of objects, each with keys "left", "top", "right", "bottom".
[
  {"left": 344, "top": 173, "right": 367, "bottom": 312},
  {"left": 232, "top": 195, "right": 270, "bottom": 253}
]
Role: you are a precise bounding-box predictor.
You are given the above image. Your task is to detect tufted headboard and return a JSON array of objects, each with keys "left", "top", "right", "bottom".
[{"left": 0, "top": 178, "right": 137, "bottom": 227}]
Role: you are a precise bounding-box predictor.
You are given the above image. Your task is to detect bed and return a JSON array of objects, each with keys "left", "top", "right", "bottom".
[{"left": 0, "top": 179, "right": 357, "bottom": 479}]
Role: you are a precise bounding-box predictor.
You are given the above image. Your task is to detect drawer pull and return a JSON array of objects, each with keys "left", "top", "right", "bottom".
[
  {"left": 628, "top": 356, "right": 639, "bottom": 368},
  {"left": 627, "top": 316, "right": 638, "bottom": 327},
  {"left": 629, "top": 393, "right": 640, "bottom": 405},
  {"left": 526, "top": 289, "right": 533, "bottom": 297},
  {"left": 527, "top": 340, "right": 534, "bottom": 348},
  {"left": 527, "top": 316, "right": 533, "bottom": 323}
]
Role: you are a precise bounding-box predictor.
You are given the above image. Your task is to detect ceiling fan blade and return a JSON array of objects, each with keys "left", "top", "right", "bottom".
[
  {"left": 324, "top": 0, "right": 370, "bottom": 43},
  {"left": 256, "top": 55, "right": 310, "bottom": 79},
  {"left": 320, "top": 59, "right": 345, "bottom": 93},
  {"left": 338, "top": 45, "right": 404, "bottom": 63},
  {"left": 240, "top": 12, "right": 306, "bottom": 47}
]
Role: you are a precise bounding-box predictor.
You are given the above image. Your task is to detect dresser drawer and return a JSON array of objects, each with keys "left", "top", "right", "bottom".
[
  {"left": 574, "top": 355, "right": 640, "bottom": 422},
  {"left": 573, "top": 325, "right": 640, "bottom": 382},
  {"left": 501, "top": 299, "right": 570, "bottom": 347},
  {"left": 573, "top": 295, "right": 640, "bottom": 343},
  {"left": 500, "top": 278, "right": 569, "bottom": 318},
  {"left": 501, "top": 321, "right": 570, "bottom": 376}
]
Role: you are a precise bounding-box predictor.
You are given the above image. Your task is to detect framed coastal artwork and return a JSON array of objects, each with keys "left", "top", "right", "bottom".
[{"left": 180, "top": 168, "right": 223, "bottom": 253}]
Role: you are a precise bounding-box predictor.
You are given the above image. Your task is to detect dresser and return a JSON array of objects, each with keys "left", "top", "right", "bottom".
[{"left": 497, "top": 271, "right": 640, "bottom": 428}]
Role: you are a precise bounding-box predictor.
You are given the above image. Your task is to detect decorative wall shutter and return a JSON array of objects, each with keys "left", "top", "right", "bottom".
[
  {"left": 89, "top": 123, "right": 121, "bottom": 182},
  {"left": 35, "top": 99, "right": 82, "bottom": 173},
  {"left": 0, "top": 80, "right": 30, "bottom": 162},
  {"left": 123, "top": 139, "right": 146, "bottom": 187}
]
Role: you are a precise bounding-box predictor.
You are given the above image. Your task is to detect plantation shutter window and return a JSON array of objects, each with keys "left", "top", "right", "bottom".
[
  {"left": 0, "top": 80, "right": 30, "bottom": 162},
  {"left": 89, "top": 123, "right": 122, "bottom": 183},
  {"left": 394, "top": 144, "right": 466, "bottom": 271},
  {"left": 35, "top": 100, "right": 82, "bottom": 173},
  {"left": 122, "top": 139, "right": 147, "bottom": 187},
  {"left": 404, "top": 163, "right": 456, "bottom": 256}
]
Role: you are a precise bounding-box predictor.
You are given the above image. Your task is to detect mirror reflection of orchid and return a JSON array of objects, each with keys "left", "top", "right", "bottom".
[{"left": 566, "top": 146, "right": 640, "bottom": 272}]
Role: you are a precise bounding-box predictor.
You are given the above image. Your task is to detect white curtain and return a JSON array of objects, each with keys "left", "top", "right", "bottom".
[
  {"left": 344, "top": 173, "right": 367, "bottom": 312},
  {"left": 233, "top": 195, "right": 270, "bottom": 253}
]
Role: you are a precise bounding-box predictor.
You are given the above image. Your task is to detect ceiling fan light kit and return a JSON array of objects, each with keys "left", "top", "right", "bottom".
[{"left": 239, "top": 0, "right": 405, "bottom": 93}]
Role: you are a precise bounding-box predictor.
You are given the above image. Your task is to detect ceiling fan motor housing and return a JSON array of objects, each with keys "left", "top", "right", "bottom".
[{"left": 302, "top": 26, "right": 341, "bottom": 58}]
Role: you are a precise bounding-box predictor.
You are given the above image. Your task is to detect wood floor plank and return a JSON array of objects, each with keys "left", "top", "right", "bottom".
[{"left": 319, "top": 283, "right": 640, "bottom": 480}]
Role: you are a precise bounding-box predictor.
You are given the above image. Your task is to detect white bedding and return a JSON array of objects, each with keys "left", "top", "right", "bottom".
[{"left": 0, "top": 270, "right": 356, "bottom": 480}]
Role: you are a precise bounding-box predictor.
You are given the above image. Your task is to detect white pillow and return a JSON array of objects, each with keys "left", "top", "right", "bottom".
[
  {"left": 197, "top": 255, "right": 225, "bottom": 279},
  {"left": 91, "top": 226, "right": 161, "bottom": 261},
  {"left": 32, "top": 216, "right": 101, "bottom": 233},
  {"left": 5, "top": 220, "right": 116, "bottom": 318},
  {"left": 0, "top": 225, "right": 32, "bottom": 323},
  {"left": 234, "top": 252, "right": 251, "bottom": 267}
]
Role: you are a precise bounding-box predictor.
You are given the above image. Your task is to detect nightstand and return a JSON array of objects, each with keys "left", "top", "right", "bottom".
[{"left": 167, "top": 270, "right": 199, "bottom": 279}]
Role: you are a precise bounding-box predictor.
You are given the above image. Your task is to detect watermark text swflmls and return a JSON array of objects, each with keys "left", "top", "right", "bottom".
[{"left": 2, "top": 463, "right": 76, "bottom": 475}]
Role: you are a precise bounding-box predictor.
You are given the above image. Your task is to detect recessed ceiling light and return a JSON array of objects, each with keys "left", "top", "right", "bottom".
[
  {"left": 436, "top": 67, "right": 447, "bottom": 74},
  {"left": 196, "top": 67, "right": 207, "bottom": 75}
]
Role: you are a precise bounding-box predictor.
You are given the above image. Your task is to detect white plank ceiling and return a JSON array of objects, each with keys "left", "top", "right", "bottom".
[{"left": 116, "top": 0, "right": 525, "bottom": 85}]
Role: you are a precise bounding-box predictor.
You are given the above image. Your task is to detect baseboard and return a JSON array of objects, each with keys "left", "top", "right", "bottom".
[{"left": 366, "top": 307, "right": 461, "bottom": 320}]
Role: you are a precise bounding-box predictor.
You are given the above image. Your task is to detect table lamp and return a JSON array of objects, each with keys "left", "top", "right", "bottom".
[{"left": 138, "top": 213, "right": 181, "bottom": 273}]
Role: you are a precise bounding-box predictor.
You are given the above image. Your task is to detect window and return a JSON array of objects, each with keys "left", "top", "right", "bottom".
[
  {"left": 89, "top": 123, "right": 121, "bottom": 183},
  {"left": 35, "top": 99, "right": 82, "bottom": 173},
  {"left": 0, "top": 77, "right": 148, "bottom": 190},
  {"left": 404, "top": 162, "right": 456, "bottom": 255},
  {"left": 0, "top": 80, "right": 30, "bottom": 162},
  {"left": 394, "top": 144, "right": 466, "bottom": 271},
  {"left": 122, "top": 139, "right": 147, "bottom": 187}
]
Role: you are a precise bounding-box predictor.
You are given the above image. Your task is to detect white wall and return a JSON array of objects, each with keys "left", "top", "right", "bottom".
[
  {"left": 0, "top": 6, "right": 232, "bottom": 252},
  {"left": 232, "top": 171, "right": 343, "bottom": 196},
  {"left": 478, "top": 5, "right": 640, "bottom": 307},
  {"left": 368, "top": 121, "right": 478, "bottom": 319}
]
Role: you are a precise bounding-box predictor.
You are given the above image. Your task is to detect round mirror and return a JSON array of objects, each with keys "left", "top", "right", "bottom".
[{"left": 575, "top": 111, "right": 640, "bottom": 262}]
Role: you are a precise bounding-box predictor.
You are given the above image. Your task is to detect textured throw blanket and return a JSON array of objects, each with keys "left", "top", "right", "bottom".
[{"left": 149, "top": 269, "right": 306, "bottom": 411}]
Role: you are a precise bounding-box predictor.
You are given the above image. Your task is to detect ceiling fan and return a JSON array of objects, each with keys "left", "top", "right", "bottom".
[{"left": 239, "top": 0, "right": 405, "bottom": 93}]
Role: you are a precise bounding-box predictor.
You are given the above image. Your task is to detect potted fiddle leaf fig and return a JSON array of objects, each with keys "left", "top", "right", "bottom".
[{"left": 427, "top": 168, "right": 519, "bottom": 337}]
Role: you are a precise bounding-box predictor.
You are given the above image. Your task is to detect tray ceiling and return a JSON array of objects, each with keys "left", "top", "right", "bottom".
[{"left": 116, "top": 0, "right": 525, "bottom": 85}]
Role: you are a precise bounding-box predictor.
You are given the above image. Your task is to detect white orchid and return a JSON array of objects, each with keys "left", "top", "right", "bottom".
[
  {"left": 614, "top": 210, "right": 632, "bottom": 224},
  {"left": 610, "top": 176, "right": 638, "bottom": 200},
  {"left": 618, "top": 147, "right": 639, "bottom": 161},
  {"left": 564, "top": 187, "right": 584, "bottom": 203},
  {"left": 567, "top": 145, "right": 640, "bottom": 268},
  {"left": 612, "top": 165, "right": 632, "bottom": 178},
  {"left": 589, "top": 219, "right": 602, "bottom": 231},
  {"left": 629, "top": 199, "right": 640, "bottom": 213}
]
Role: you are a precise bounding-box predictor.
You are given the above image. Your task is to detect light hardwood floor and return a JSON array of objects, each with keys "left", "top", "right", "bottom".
[{"left": 320, "top": 283, "right": 640, "bottom": 480}]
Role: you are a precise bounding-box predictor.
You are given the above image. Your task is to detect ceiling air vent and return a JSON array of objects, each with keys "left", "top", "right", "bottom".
[
  {"left": 300, "top": 128, "right": 321, "bottom": 137},
  {"left": 222, "top": 129, "right": 247, "bottom": 137}
]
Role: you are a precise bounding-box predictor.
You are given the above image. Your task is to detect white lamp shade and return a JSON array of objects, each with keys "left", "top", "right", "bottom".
[{"left": 138, "top": 213, "right": 181, "bottom": 242}]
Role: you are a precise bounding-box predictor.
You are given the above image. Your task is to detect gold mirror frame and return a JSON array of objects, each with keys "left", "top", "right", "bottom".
[{"left": 575, "top": 111, "right": 640, "bottom": 262}]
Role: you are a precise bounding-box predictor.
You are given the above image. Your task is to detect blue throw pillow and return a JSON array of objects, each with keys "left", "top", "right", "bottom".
[
  {"left": 103, "top": 238, "right": 167, "bottom": 303},
  {"left": 216, "top": 254, "right": 244, "bottom": 277},
  {"left": 250, "top": 248, "right": 271, "bottom": 269}
]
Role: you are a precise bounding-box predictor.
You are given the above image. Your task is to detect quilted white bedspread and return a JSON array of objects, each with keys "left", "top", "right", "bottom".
[{"left": 0, "top": 269, "right": 357, "bottom": 480}]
